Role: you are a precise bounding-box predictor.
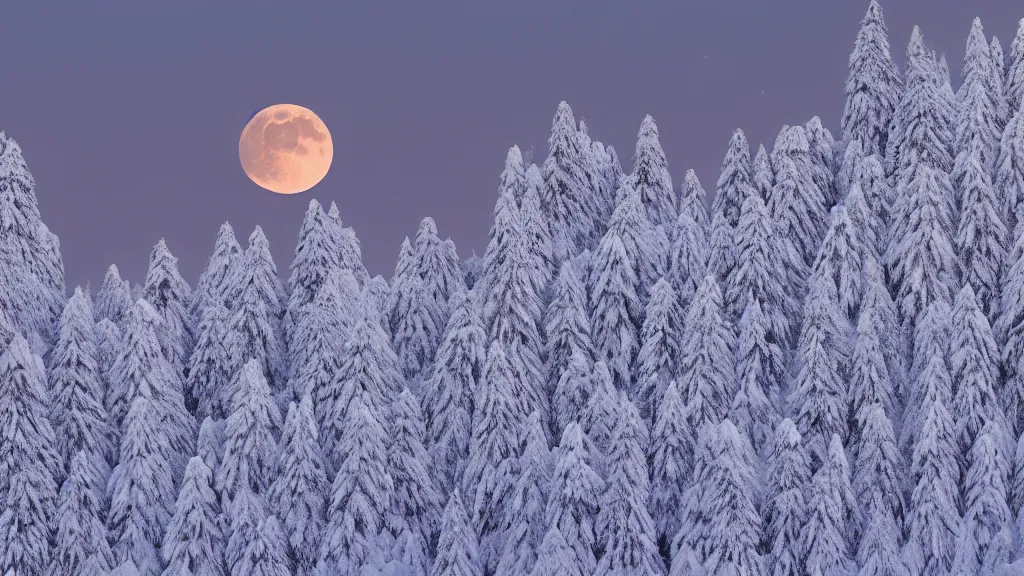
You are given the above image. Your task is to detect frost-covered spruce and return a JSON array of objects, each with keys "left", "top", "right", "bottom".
[
  {"left": 581, "top": 361, "right": 618, "bottom": 476},
  {"left": 521, "top": 166, "right": 556, "bottom": 297},
  {"left": 1011, "top": 433, "right": 1024, "bottom": 519},
  {"left": 389, "top": 237, "right": 418, "bottom": 333},
  {"left": 415, "top": 217, "right": 466, "bottom": 339},
  {"left": 961, "top": 423, "right": 1012, "bottom": 567},
  {"left": 849, "top": 303, "right": 897, "bottom": 438},
  {"left": 142, "top": 239, "right": 193, "bottom": 378},
  {"left": 904, "top": 399, "right": 960, "bottom": 576},
  {"left": 634, "top": 278, "right": 682, "bottom": 418},
  {"left": 901, "top": 350, "right": 954, "bottom": 463},
  {"left": 546, "top": 422, "right": 603, "bottom": 574},
  {"left": 606, "top": 178, "right": 667, "bottom": 301},
  {"left": 431, "top": 490, "right": 482, "bottom": 576},
  {"left": 800, "top": 434, "right": 855, "bottom": 576},
  {"left": 217, "top": 359, "right": 281, "bottom": 502},
  {"left": 706, "top": 209, "right": 736, "bottom": 287},
  {"left": 672, "top": 420, "right": 763, "bottom": 576},
  {"left": 545, "top": 261, "right": 593, "bottom": 407},
  {"left": 50, "top": 287, "right": 114, "bottom": 473},
  {"left": 837, "top": 139, "right": 866, "bottom": 200},
  {"left": 462, "top": 343, "right": 526, "bottom": 574},
  {"left": 1001, "top": 228, "right": 1024, "bottom": 437},
  {"left": 953, "top": 18, "right": 1004, "bottom": 180},
  {"left": 887, "top": 28, "right": 955, "bottom": 192},
  {"left": 52, "top": 451, "right": 114, "bottom": 576},
  {"left": 680, "top": 168, "right": 709, "bottom": 231},
  {"left": 232, "top": 516, "right": 290, "bottom": 576},
  {"left": 792, "top": 274, "right": 850, "bottom": 468},
  {"left": 805, "top": 116, "right": 838, "bottom": 206},
  {"left": 770, "top": 124, "right": 829, "bottom": 281},
  {"left": 495, "top": 413, "right": 552, "bottom": 576},
  {"left": 752, "top": 143, "right": 774, "bottom": 202},
  {"left": 285, "top": 199, "right": 340, "bottom": 344},
  {"left": 196, "top": 417, "right": 224, "bottom": 473},
  {"left": 727, "top": 193, "right": 796, "bottom": 345},
  {"left": 677, "top": 275, "right": 735, "bottom": 432},
  {"left": 191, "top": 222, "right": 242, "bottom": 323},
  {"left": 327, "top": 205, "right": 372, "bottom": 288},
  {"left": 482, "top": 148, "right": 526, "bottom": 294},
  {"left": 542, "top": 102, "right": 594, "bottom": 260},
  {"left": 812, "top": 206, "right": 868, "bottom": 322},
  {"left": 733, "top": 299, "right": 785, "bottom": 452},
  {"left": 594, "top": 396, "right": 664, "bottom": 576},
  {"left": 885, "top": 163, "right": 958, "bottom": 324},
  {"left": 318, "top": 394, "right": 395, "bottom": 576},
  {"left": 388, "top": 388, "right": 442, "bottom": 566},
  {"left": 422, "top": 289, "right": 485, "bottom": 494},
  {"left": 1008, "top": 19, "right": 1024, "bottom": 114},
  {"left": 997, "top": 106, "right": 1024, "bottom": 236},
  {"left": 186, "top": 299, "right": 232, "bottom": 419},
  {"left": 589, "top": 223, "right": 643, "bottom": 390},
  {"left": 222, "top": 227, "right": 286, "bottom": 394},
  {"left": 955, "top": 147, "right": 1007, "bottom": 321},
  {"left": 763, "top": 419, "right": 810, "bottom": 576},
  {"left": 851, "top": 404, "right": 904, "bottom": 542},
  {"left": 223, "top": 487, "right": 271, "bottom": 574},
  {"left": 993, "top": 36, "right": 1009, "bottom": 129},
  {"left": 269, "top": 395, "right": 326, "bottom": 576},
  {"left": 853, "top": 155, "right": 895, "bottom": 255},
  {"left": 95, "top": 264, "right": 133, "bottom": 327},
  {"left": 160, "top": 456, "right": 226, "bottom": 576},
  {"left": 648, "top": 381, "right": 694, "bottom": 558},
  {"left": 668, "top": 206, "right": 709, "bottom": 311},
  {"left": 364, "top": 274, "right": 391, "bottom": 332},
  {"left": 392, "top": 276, "right": 440, "bottom": 389},
  {"left": 950, "top": 285, "right": 1008, "bottom": 459},
  {"left": 317, "top": 316, "right": 402, "bottom": 475},
  {"left": 629, "top": 114, "right": 676, "bottom": 228},
  {"left": 529, "top": 526, "right": 584, "bottom": 576},
  {"left": 551, "top": 350, "right": 592, "bottom": 449},
  {"left": 107, "top": 396, "right": 177, "bottom": 576},
  {"left": 713, "top": 128, "right": 756, "bottom": 228},
  {"left": 95, "top": 317, "right": 123, "bottom": 389}
]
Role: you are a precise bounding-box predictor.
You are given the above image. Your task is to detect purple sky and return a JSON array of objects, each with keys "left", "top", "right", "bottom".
[{"left": 2, "top": 0, "right": 1021, "bottom": 289}]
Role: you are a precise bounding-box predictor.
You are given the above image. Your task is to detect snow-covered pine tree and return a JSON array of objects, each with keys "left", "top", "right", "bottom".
[
  {"left": 1002, "top": 228, "right": 1024, "bottom": 438},
  {"left": 95, "top": 264, "right": 133, "bottom": 327},
  {"left": 581, "top": 361, "right": 618, "bottom": 476},
  {"left": 495, "top": 413, "right": 552, "bottom": 576},
  {"left": 629, "top": 114, "right": 676, "bottom": 228},
  {"left": 594, "top": 395, "right": 664, "bottom": 576},
  {"left": 854, "top": 154, "right": 895, "bottom": 253},
  {"left": 288, "top": 270, "right": 355, "bottom": 402},
  {"left": 677, "top": 275, "right": 736, "bottom": 433},
  {"left": 714, "top": 129, "right": 756, "bottom": 228},
  {"left": 414, "top": 217, "right": 465, "bottom": 339},
  {"left": 196, "top": 416, "right": 224, "bottom": 474},
  {"left": 232, "top": 516, "right": 291, "bottom": 576},
  {"left": 107, "top": 395, "right": 177, "bottom": 576},
  {"left": 950, "top": 285, "right": 1008, "bottom": 460},
  {"left": 849, "top": 302, "right": 897, "bottom": 439},
  {"left": 841, "top": 0, "right": 902, "bottom": 158},
  {"left": 142, "top": 239, "right": 193, "bottom": 379},
  {"left": 606, "top": 177, "right": 667, "bottom": 301},
  {"left": 851, "top": 403, "right": 904, "bottom": 547},
  {"left": 752, "top": 143, "right": 774, "bottom": 202},
  {"left": 680, "top": 169, "right": 709, "bottom": 231},
  {"left": 521, "top": 166, "right": 556, "bottom": 299},
  {"left": 885, "top": 162, "right": 958, "bottom": 325},
  {"left": 191, "top": 222, "right": 242, "bottom": 323},
  {"left": 285, "top": 199, "right": 340, "bottom": 344},
  {"left": 997, "top": 106, "right": 1024, "bottom": 237},
  {"left": 904, "top": 398, "right": 960, "bottom": 576},
  {"left": 727, "top": 193, "right": 796, "bottom": 346},
  {"left": 954, "top": 19, "right": 1004, "bottom": 179},
  {"left": 542, "top": 103, "right": 593, "bottom": 260},
  {"left": 269, "top": 395, "right": 326, "bottom": 576},
  {"left": 552, "top": 351, "right": 592, "bottom": 442},
  {"left": 95, "top": 317, "right": 123, "bottom": 391},
  {"left": 649, "top": 380, "right": 694, "bottom": 559},
  {"left": 388, "top": 387, "right": 442, "bottom": 573},
  {"left": 811, "top": 205, "right": 868, "bottom": 322},
  {"left": 954, "top": 146, "right": 1007, "bottom": 320},
  {"left": 837, "top": 139, "right": 866, "bottom": 201},
  {"left": 805, "top": 116, "right": 838, "bottom": 207},
  {"left": 1008, "top": 20, "right": 1024, "bottom": 118},
  {"left": 668, "top": 206, "right": 709, "bottom": 312},
  {"left": 50, "top": 286, "right": 114, "bottom": 474},
  {"left": 223, "top": 486, "right": 272, "bottom": 575},
  {"left": 961, "top": 423, "right": 1012, "bottom": 567},
  {"left": 327, "top": 205, "right": 371, "bottom": 289},
  {"left": 529, "top": 527, "right": 584, "bottom": 576},
  {"left": 462, "top": 342, "right": 526, "bottom": 574},
  {"left": 800, "top": 434, "right": 856, "bottom": 576},
  {"left": 317, "top": 315, "right": 403, "bottom": 475},
  {"left": 634, "top": 278, "right": 682, "bottom": 419},
  {"left": 706, "top": 209, "right": 737, "bottom": 288},
  {"left": 186, "top": 299, "right": 232, "bottom": 419},
  {"left": 546, "top": 421, "right": 603, "bottom": 575},
  {"left": 902, "top": 349, "right": 954, "bottom": 462},
  {"left": 993, "top": 36, "right": 1009, "bottom": 129},
  {"left": 160, "top": 456, "right": 226, "bottom": 576},
  {"left": 544, "top": 261, "right": 593, "bottom": 413},
  {"left": 392, "top": 276, "right": 440, "bottom": 390},
  {"left": 389, "top": 237, "right": 418, "bottom": 333},
  {"left": 763, "top": 419, "right": 810, "bottom": 576},
  {"left": 318, "top": 394, "right": 395, "bottom": 576},
  {"left": 421, "top": 289, "right": 485, "bottom": 494},
  {"left": 52, "top": 451, "right": 114, "bottom": 576},
  {"left": 365, "top": 274, "right": 392, "bottom": 332},
  {"left": 431, "top": 490, "right": 482, "bottom": 576},
  {"left": 589, "top": 220, "right": 643, "bottom": 390},
  {"left": 222, "top": 226, "right": 286, "bottom": 396},
  {"left": 731, "top": 299, "right": 782, "bottom": 454},
  {"left": 217, "top": 359, "right": 281, "bottom": 502}
]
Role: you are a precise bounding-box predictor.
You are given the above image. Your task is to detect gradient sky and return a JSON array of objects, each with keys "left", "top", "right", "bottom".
[{"left": 3, "top": 0, "right": 1021, "bottom": 289}]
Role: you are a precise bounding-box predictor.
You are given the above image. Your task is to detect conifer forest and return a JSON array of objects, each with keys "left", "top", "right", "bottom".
[{"left": 5, "top": 2, "right": 1024, "bottom": 575}]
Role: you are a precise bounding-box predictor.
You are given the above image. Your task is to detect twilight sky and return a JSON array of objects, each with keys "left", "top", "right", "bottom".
[{"left": 2, "top": 0, "right": 1021, "bottom": 289}]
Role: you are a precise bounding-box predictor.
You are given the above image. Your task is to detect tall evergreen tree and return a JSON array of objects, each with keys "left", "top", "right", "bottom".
[
  {"left": 852, "top": 403, "right": 904, "bottom": 540},
  {"left": 191, "top": 222, "right": 242, "bottom": 322},
  {"left": 521, "top": 166, "right": 556, "bottom": 298},
  {"left": 269, "top": 395, "right": 327, "bottom": 576},
  {"left": 595, "top": 396, "right": 664, "bottom": 576},
  {"left": 415, "top": 217, "right": 466, "bottom": 341},
  {"left": 107, "top": 395, "right": 177, "bottom": 576},
  {"left": 714, "top": 128, "right": 756, "bottom": 228},
  {"left": 841, "top": 0, "right": 902, "bottom": 157},
  {"left": 232, "top": 516, "right": 291, "bottom": 576},
  {"left": 541, "top": 102, "right": 593, "bottom": 260},
  {"left": 160, "top": 456, "right": 226, "bottom": 576},
  {"left": 812, "top": 205, "right": 868, "bottom": 322},
  {"left": 680, "top": 168, "right": 709, "bottom": 231},
  {"left": 801, "top": 435, "right": 856, "bottom": 576},
  {"left": 837, "top": 139, "right": 866, "bottom": 200},
  {"left": 50, "top": 287, "right": 114, "bottom": 473},
  {"left": 546, "top": 422, "right": 602, "bottom": 575},
  {"left": 551, "top": 351, "right": 593, "bottom": 445},
  {"left": 630, "top": 114, "right": 676, "bottom": 227},
  {"left": 495, "top": 413, "right": 552, "bottom": 576},
  {"left": 961, "top": 424, "right": 1012, "bottom": 567},
  {"left": 287, "top": 271, "right": 350, "bottom": 404},
  {"left": 589, "top": 225, "right": 642, "bottom": 390},
  {"left": 668, "top": 206, "right": 709, "bottom": 312},
  {"left": 677, "top": 275, "right": 736, "bottom": 433},
  {"left": 142, "top": 239, "right": 193, "bottom": 378},
  {"left": 392, "top": 276, "right": 440, "bottom": 389},
  {"left": 1001, "top": 228, "right": 1024, "bottom": 438},
  {"left": 52, "top": 451, "right": 114, "bottom": 576},
  {"left": 649, "top": 381, "right": 694, "bottom": 558},
  {"left": 286, "top": 199, "right": 339, "bottom": 343},
  {"left": 849, "top": 304, "right": 897, "bottom": 434},
  {"left": 217, "top": 359, "right": 281, "bottom": 503},
  {"left": 854, "top": 154, "right": 896, "bottom": 254},
  {"left": 186, "top": 299, "right": 232, "bottom": 419},
  {"left": 734, "top": 299, "right": 785, "bottom": 452},
  {"left": 607, "top": 178, "right": 667, "bottom": 300},
  {"left": 1008, "top": 19, "right": 1024, "bottom": 117},
  {"left": 95, "top": 264, "right": 133, "bottom": 327},
  {"left": 997, "top": 106, "right": 1024, "bottom": 237},
  {"left": 635, "top": 278, "right": 682, "bottom": 418},
  {"left": 805, "top": 116, "right": 838, "bottom": 206},
  {"left": 545, "top": 261, "right": 593, "bottom": 410},
  {"left": 431, "top": 491, "right": 482, "bottom": 576},
  {"left": 763, "top": 419, "right": 810, "bottom": 576},
  {"left": 752, "top": 143, "right": 774, "bottom": 202},
  {"left": 706, "top": 209, "right": 737, "bottom": 288},
  {"left": 954, "top": 19, "right": 1004, "bottom": 178}
]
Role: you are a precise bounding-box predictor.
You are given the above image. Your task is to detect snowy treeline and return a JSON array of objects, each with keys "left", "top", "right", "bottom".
[{"left": 3, "top": 2, "right": 1024, "bottom": 575}]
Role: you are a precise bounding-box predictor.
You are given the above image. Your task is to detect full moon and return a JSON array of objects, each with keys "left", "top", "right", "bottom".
[{"left": 239, "top": 103, "right": 333, "bottom": 195}]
